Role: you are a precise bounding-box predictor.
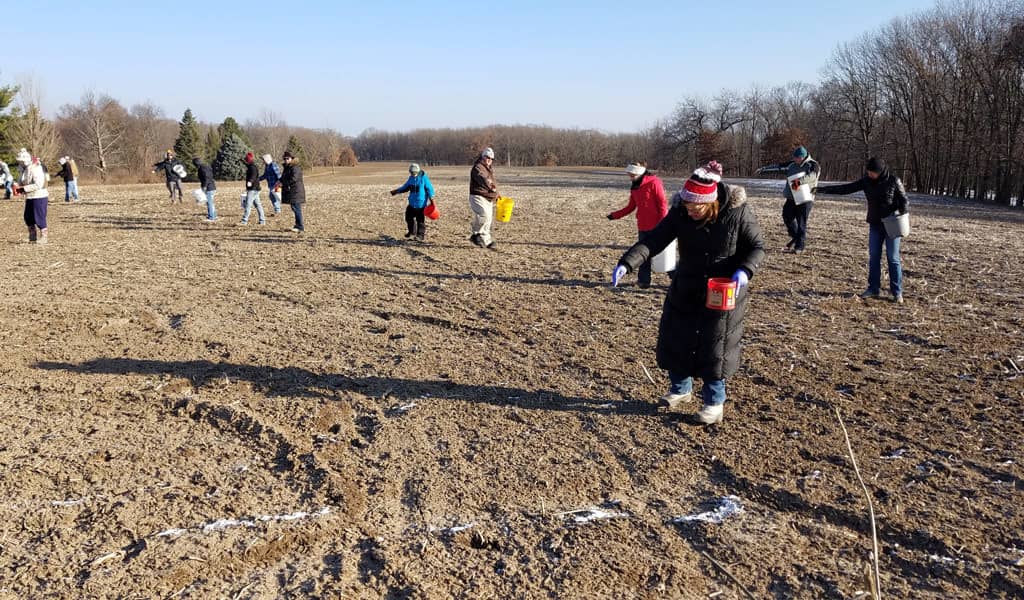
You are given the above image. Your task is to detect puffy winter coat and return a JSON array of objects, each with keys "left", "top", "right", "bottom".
[
  {"left": 609, "top": 172, "right": 668, "bottom": 231},
  {"left": 281, "top": 163, "right": 306, "bottom": 205},
  {"left": 153, "top": 158, "right": 182, "bottom": 182},
  {"left": 816, "top": 169, "right": 908, "bottom": 224},
  {"left": 260, "top": 162, "right": 282, "bottom": 189},
  {"left": 783, "top": 156, "right": 820, "bottom": 202},
  {"left": 193, "top": 159, "right": 216, "bottom": 191},
  {"left": 469, "top": 158, "right": 497, "bottom": 199},
  {"left": 244, "top": 162, "right": 261, "bottom": 191},
  {"left": 618, "top": 184, "right": 765, "bottom": 380},
  {"left": 18, "top": 160, "right": 50, "bottom": 200},
  {"left": 394, "top": 172, "right": 435, "bottom": 209}
]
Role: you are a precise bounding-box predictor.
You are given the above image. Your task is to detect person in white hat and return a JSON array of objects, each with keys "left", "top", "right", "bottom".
[
  {"left": 259, "top": 154, "right": 283, "bottom": 215},
  {"left": 468, "top": 147, "right": 499, "bottom": 249},
  {"left": 56, "top": 157, "right": 79, "bottom": 202},
  {"left": 11, "top": 148, "right": 50, "bottom": 244}
]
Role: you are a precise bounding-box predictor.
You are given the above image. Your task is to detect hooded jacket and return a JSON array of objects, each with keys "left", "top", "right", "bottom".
[
  {"left": 618, "top": 184, "right": 765, "bottom": 380},
  {"left": 609, "top": 172, "right": 668, "bottom": 231},
  {"left": 783, "top": 155, "right": 820, "bottom": 202},
  {"left": 816, "top": 168, "right": 909, "bottom": 224},
  {"left": 394, "top": 172, "right": 435, "bottom": 209},
  {"left": 469, "top": 158, "right": 497, "bottom": 200},
  {"left": 57, "top": 161, "right": 74, "bottom": 183},
  {"left": 260, "top": 161, "right": 282, "bottom": 190},
  {"left": 193, "top": 158, "right": 216, "bottom": 192}
]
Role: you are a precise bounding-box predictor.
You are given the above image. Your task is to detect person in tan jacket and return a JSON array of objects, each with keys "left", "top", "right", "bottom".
[
  {"left": 468, "top": 147, "right": 499, "bottom": 250},
  {"left": 11, "top": 148, "right": 50, "bottom": 244}
]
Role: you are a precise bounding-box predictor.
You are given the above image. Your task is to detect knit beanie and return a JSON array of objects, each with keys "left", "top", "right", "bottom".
[
  {"left": 481, "top": 147, "right": 495, "bottom": 159},
  {"left": 244, "top": 152, "right": 254, "bottom": 164},
  {"left": 625, "top": 163, "right": 646, "bottom": 176},
  {"left": 15, "top": 148, "right": 31, "bottom": 164},
  {"left": 681, "top": 160, "right": 723, "bottom": 204},
  {"left": 262, "top": 154, "right": 273, "bottom": 164},
  {"left": 865, "top": 156, "right": 886, "bottom": 173},
  {"left": 409, "top": 163, "right": 421, "bottom": 174},
  {"left": 59, "top": 157, "right": 67, "bottom": 165},
  {"left": 793, "top": 146, "right": 808, "bottom": 159}
]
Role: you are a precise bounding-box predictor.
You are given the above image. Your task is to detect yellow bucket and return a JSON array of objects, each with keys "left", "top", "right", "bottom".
[{"left": 495, "top": 196, "right": 514, "bottom": 222}]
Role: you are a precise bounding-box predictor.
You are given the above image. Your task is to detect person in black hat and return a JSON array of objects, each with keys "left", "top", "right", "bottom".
[
  {"left": 815, "top": 156, "right": 908, "bottom": 303},
  {"left": 280, "top": 151, "right": 306, "bottom": 232}
]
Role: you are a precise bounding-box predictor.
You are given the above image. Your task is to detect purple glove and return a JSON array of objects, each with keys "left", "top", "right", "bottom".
[
  {"left": 612, "top": 265, "right": 627, "bottom": 287},
  {"left": 732, "top": 269, "right": 749, "bottom": 288}
]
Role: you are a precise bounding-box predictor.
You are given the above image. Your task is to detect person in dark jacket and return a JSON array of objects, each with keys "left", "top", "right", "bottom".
[
  {"left": 240, "top": 152, "right": 266, "bottom": 225},
  {"left": 815, "top": 156, "right": 908, "bottom": 303},
  {"left": 280, "top": 150, "right": 306, "bottom": 232},
  {"left": 468, "top": 147, "right": 499, "bottom": 250},
  {"left": 152, "top": 150, "right": 184, "bottom": 202},
  {"left": 607, "top": 161, "right": 668, "bottom": 288},
  {"left": 259, "top": 154, "right": 283, "bottom": 215},
  {"left": 390, "top": 163, "right": 435, "bottom": 241},
  {"left": 193, "top": 156, "right": 217, "bottom": 221},
  {"left": 56, "top": 157, "right": 79, "bottom": 202},
  {"left": 613, "top": 161, "right": 766, "bottom": 425}
]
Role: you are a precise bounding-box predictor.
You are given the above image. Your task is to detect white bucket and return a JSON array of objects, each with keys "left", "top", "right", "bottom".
[
  {"left": 192, "top": 189, "right": 206, "bottom": 204},
  {"left": 882, "top": 212, "right": 910, "bottom": 239},
  {"left": 652, "top": 239, "right": 677, "bottom": 273},
  {"left": 787, "top": 172, "right": 814, "bottom": 205}
]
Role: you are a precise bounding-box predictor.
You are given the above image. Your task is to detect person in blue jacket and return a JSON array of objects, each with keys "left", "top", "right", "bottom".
[
  {"left": 389, "top": 163, "right": 435, "bottom": 241},
  {"left": 259, "top": 154, "right": 283, "bottom": 215}
]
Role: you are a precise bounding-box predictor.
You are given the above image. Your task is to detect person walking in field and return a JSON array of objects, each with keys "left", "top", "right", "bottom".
[
  {"left": 193, "top": 156, "right": 217, "bottom": 222},
  {"left": 280, "top": 150, "right": 306, "bottom": 233},
  {"left": 814, "top": 156, "right": 908, "bottom": 304},
  {"left": 612, "top": 161, "right": 765, "bottom": 424},
  {"left": 1, "top": 159, "right": 13, "bottom": 199},
  {"left": 469, "top": 147, "right": 499, "bottom": 250},
  {"left": 390, "top": 163, "right": 435, "bottom": 242},
  {"left": 240, "top": 152, "right": 266, "bottom": 225},
  {"left": 260, "top": 154, "right": 283, "bottom": 216},
  {"left": 152, "top": 150, "right": 185, "bottom": 202},
  {"left": 761, "top": 146, "right": 819, "bottom": 253},
  {"left": 11, "top": 148, "right": 51, "bottom": 244},
  {"left": 607, "top": 161, "right": 668, "bottom": 288},
  {"left": 56, "top": 157, "right": 79, "bottom": 203}
]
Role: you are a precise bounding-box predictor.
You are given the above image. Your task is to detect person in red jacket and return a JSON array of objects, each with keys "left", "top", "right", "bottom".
[{"left": 607, "top": 162, "right": 668, "bottom": 288}]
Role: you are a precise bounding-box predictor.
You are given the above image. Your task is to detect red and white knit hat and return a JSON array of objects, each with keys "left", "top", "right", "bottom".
[{"left": 680, "top": 160, "right": 723, "bottom": 204}]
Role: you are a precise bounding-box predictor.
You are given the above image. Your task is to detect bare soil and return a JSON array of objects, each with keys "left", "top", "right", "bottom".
[{"left": 0, "top": 166, "right": 1021, "bottom": 599}]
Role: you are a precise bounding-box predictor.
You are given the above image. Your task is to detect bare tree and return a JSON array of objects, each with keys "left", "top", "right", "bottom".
[{"left": 57, "top": 92, "right": 128, "bottom": 181}]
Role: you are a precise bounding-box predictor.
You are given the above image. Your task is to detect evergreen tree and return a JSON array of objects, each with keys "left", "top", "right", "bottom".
[
  {"left": 173, "top": 108, "right": 203, "bottom": 179},
  {"left": 0, "top": 82, "right": 22, "bottom": 164},
  {"left": 217, "top": 117, "right": 250, "bottom": 148},
  {"left": 286, "top": 134, "right": 310, "bottom": 169},
  {"left": 204, "top": 126, "right": 221, "bottom": 162},
  {"left": 212, "top": 133, "right": 251, "bottom": 180}
]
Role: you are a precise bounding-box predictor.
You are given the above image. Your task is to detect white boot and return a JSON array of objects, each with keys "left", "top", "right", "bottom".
[
  {"left": 658, "top": 391, "right": 692, "bottom": 411},
  {"left": 697, "top": 404, "right": 723, "bottom": 424}
]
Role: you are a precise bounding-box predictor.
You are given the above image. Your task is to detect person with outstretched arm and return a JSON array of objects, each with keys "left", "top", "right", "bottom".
[
  {"left": 814, "top": 156, "right": 909, "bottom": 304},
  {"left": 760, "top": 146, "right": 819, "bottom": 253},
  {"left": 612, "top": 161, "right": 765, "bottom": 425},
  {"left": 152, "top": 150, "right": 185, "bottom": 202},
  {"left": 390, "top": 163, "right": 435, "bottom": 242}
]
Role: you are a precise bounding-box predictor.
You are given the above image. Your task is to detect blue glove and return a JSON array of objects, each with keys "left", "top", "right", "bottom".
[
  {"left": 732, "top": 269, "right": 749, "bottom": 288},
  {"left": 612, "top": 265, "right": 627, "bottom": 287}
]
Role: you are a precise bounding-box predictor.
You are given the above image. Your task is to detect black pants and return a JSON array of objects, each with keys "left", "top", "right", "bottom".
[
  {"left": 637, "top": 230, "right": 654, "bottom": 287},
  {"left": 405, "top": 205, "right": 425, "bottom": 238},
  {"left": 782, "top": 198, "right": 812, "bottom": 249}
]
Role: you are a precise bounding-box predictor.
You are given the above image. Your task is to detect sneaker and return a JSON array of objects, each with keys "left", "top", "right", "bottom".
[
  {"left": 416, "top": 234, "right": 425, "bottom": 242},
  {"left": 37, "top": 234, "right": 48, "bottom": 245},
  {"left": 658, "top": 392, "right": 692, "bottom": 411},
  {"left": 697, "top": 404, "right": 724, "bottom": 424},
  {"left": 290, "top": 227, "right": 301, "bottom": 233},
  {"left": 859, "top": 289, "right": 880, "bottom": 299},
  {"left": 486, "top": 242, "right": 498, "bottom": 251},
  {"left": 893, "top": 294, "right": 904, "bottom": 304},
  {"left": 204, "top": 218, "right": 217, "bottom": 223},
  {"left": 405, "top": 232, "right": 414, "bottom": 239},
  {"left": 470, "top": 234, "right": 484, "bottom": 247},
  {"left": 794, "top": 248, "right": 805, "bottom": 254},
  {"left": 239, "top": 220, "right": 248, "bottom": 225},
  {"left": 785, "top": 239, "right": 795, "bottom": 249}
]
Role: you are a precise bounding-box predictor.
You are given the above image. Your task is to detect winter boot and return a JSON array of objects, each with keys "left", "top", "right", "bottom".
[{"left": 697, "top": 404, "right": 723, "bottom": 425}]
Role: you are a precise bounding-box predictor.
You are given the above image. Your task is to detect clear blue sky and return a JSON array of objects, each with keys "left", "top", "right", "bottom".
[{"left": 15, "top": 0, "right": 937, "bottom": 135}]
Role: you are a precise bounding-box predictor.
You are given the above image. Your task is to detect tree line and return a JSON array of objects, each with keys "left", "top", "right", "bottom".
[{"left": 0, "top": 1, "right": 1020, "bottom": 205}]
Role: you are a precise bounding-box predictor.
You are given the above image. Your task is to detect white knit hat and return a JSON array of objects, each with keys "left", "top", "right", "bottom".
[
  {"left": 481, "top": 147, "right": 495, "bottom": 159},
  {"left": 262, "top": 154, "right": 273, "bottom": 164},
  {"left": 15, "top": 148, "right": 31, "bottom": 164},
  {"left": 625, "top": 163, "right": 646, "bottom": 176},
  {"left": 59, "top": 157, "right": 67, "bottom": 165}
]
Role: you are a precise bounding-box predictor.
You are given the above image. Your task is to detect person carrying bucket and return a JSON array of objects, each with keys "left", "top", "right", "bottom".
[
  {"left": 760, "top": 146, "right": 819, "bottom": 253},
  {"left": 814, "top": 156, "right": 908, "bottom": 304},
  {"left": 240, "top": 152, "right": 266, "bottom": 225},
  {"left": 152, "top": 150, "right": 185, "bottom": 202},
  {"left": 390, "top": 163, "right": 435, "bottom": 242},
  {"left": 607, "top": 161, "right": 668, "bottom": 288},
  {"left": 469, "top": 147, "right": 499, "bottom": 250},
  {"left": 612, "top": 161, "right": 765, "bottom": 425}
]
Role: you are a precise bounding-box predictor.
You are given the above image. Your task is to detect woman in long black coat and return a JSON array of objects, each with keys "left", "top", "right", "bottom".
[{"left": 613, "top": 161, "right": 765, "bottom": 424}]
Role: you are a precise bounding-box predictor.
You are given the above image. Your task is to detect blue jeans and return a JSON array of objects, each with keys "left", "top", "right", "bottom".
[
  {"left": 669, "top": 372, "right": 726, "bottom": 406},
  {"left": 291, "top": 203, "right": 305, "bottom": 231},
  {"left": 868, "top": 222, "right": 902, "bottom": 296},
  {"left": 242, "top": 190, "right": 265, "bottom": 224},
  {"left": 3, "top": 180, "right": 12, "bottom": 199},
  {"left": 205, "top": 190, "right": 217, "bottom": 220},
  {"left": 65, "top": 179, "right": 79, "bottom": 202},
  {"left": 269, "top": 189, "right": 282, "bottom": 213}
]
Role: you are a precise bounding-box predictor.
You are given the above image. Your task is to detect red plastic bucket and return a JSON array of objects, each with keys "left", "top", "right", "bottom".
[
  {"left": 424, "top": 200, "right": 440, "bottom": 220},
  {"left": 706, "top": 278, "right": 737, "bottom": 311}
]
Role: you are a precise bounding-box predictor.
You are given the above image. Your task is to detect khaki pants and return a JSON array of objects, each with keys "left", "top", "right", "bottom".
[{"left": 469, "top": 194, "right": 494, "bottom": 245}]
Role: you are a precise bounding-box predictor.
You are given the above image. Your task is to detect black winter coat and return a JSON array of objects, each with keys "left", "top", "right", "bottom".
[
  {"left": 244, "top": 162, "right": 261, "bottom": 191},
  {"left": 281, "top": 163, "right": 305, "bottom": 205},
  {"left": 57, "top": 162, "right": 74, "bottom": 183},
  {"left": 619, "top": 184, "right": 766, "bottom": 380},
  {"left": 193, "top": 160, "right": 216, "bottom": 191},
  {"left": 153, "top": 158, "right": 182, "bottom": 182},
  {"left": 817, "top": 170, "right": 908, "bottom": 224}
]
